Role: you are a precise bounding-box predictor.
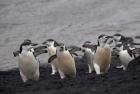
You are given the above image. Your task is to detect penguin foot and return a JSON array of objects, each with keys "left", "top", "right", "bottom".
[
  {"left": 51, "top": 70, "right": 57, "bottom": 75},
  {"left": 116, "top": 65, "right": 124, "bottom": 69},
  {"left": 20, "top": 72, "right": 28, "bottom": 82},
  {"left": 123, "top": 66, "right": 127, "bottom": 71},
  {"left": 51, "top": 72, "right": 57, "bottom": 75},
  {"left": 86, "top": 71, "right": 92, "bottom": 74},
  {"left": 93, "top": 63, "right": 100, "bottom": 75},
  {"left": 58, "top": 70, "right": 65, "bottom": 79},
  {"left": 60, "top": 75, "right": 65, "bottom": 79}
]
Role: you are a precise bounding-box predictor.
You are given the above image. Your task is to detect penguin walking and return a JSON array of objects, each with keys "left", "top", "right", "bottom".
[
  {"left": 82, "top": 41, "right": 97, "bottom": 73},
  {"left": 48, "top": 44, "right": 80, "bottom": 79},
  {"left": 14, "top": 39, "right": 40, "bottom": 82},
  {"left": 93, "top": 35, "right": 113, "bottom": 74},
  {"left": 42, "top": 39, "right": 60, "bottom": 75}
]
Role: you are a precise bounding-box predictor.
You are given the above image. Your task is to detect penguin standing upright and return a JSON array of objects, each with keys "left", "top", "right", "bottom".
[
  {"left": 42, "top": 39, "right": 60, "bottom": 75},
  {"left": 112, "top": 33, "right": 137, "bottom": 68},
  {"left": 93, "top": 35, "right": 113, "bottom": 74},
  {"left": 82, "top": 41, "right": 97, "bottom": 73},
  {"left": 48, "top": 44, "right": 80, "bottom": 79},
  {"left": 115, "top": 42, "right": 135, "bottom": 70},
  {"left": 16, "top": 39, "right": 40, "bottom": 82}
]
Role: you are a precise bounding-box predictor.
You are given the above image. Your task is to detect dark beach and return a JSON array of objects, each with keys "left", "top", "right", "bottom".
[{"left": 0, "top": 56, "right": 140, "bottom": 94}]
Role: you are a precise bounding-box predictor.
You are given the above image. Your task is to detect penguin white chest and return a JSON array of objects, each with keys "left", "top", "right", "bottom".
[
  {"left": 18, "top": 51, "right": 39, "bottom": 75},
  {"left": 48, "top": 47, "right": 56, "bottom": 56},
  {"left": 119, "top": 50, "right": 134, "bottom": 65},
  {"left": 48, "top": 46, "right": 58, "bottom": 75},
  {"left": 84, "top": 49, "right": 94, "bottom": 62},
  {"left": 93, "top": 46, "right": 111, "bottom": 74},
  {"left": 57, "top": 51, "right": 76, "bottom": 75},
  {"left": 84, "top": 49, "right": 95, "bottom": 73}
]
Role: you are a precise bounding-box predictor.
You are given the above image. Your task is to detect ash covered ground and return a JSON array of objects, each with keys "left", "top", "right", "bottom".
[{"left": 0, "top": 57, "right": 140, "bottom": 94}]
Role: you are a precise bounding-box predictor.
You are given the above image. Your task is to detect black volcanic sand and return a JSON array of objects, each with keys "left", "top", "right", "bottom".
[{"left": 0, "top": 57, "right": 140, "bottom": 94}]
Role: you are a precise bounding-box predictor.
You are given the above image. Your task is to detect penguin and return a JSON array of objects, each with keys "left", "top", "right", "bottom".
[
  {"left": 81, "top": 41, "right": 97, "bottom": 73},
  {"left": 15, "top": 39, "right": 40, "bottom": 82},
  {"left": 113, "top": 33, "right": 134, "bottom": 45},
  {"left": 93, "top": 35, "right": 112, "bottom": 74},
  {"left": 113, "top": 33, "right": 126, "bottom": 43},
  {"left": 48, "top": 44, "right": 80, "bottom": 79},
  {"left": 114, "top": 42, "right": 135, "bottom": 70},
  {"left": 42, "top": 39, "right": 60, "bottom": 75}
]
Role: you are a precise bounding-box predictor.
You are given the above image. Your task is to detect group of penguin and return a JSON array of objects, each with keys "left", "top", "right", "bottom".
[{"left": 13, "top": 33, "right": 140, "bottom": 82}]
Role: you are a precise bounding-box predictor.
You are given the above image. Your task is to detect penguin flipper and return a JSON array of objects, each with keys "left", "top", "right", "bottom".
[
  {"left": 34, "top": 45, "right": 47, "bottom": 52},
  {"left": 33, "top": 45, "right": 48, "bottom": 57},
  {"left": 48, "top": 54, "right": 57, "bottom": 63},
  {"left": 13, "top": 50, "right": 20, "bottom": 57},
  {"left": 72, "top": 53, "right": 78, "bottom": 56},
  {"left": 69, "top": 47, "right": 81, "bottom": 55},
  {"left": 34, "top": 49, "right": 48, "bottom": 57}
]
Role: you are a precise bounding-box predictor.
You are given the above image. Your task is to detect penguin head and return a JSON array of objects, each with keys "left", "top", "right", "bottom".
[
  {"left": 115, "top": 42, "right": 125, "bottom": 51},
  {"left": 105, "top": 36, "right": 117, "bottom": 49},
  {"left": 19, "top": 39, "right": 38, "bottom": 53},
  {"left": 82, "top": 41, "right": 91, "bottom": 52},
  {"left": 97, "top": 34, "right": 108, "bottom": 46},
  {"left": 115, "top": 42, "right": 131, "bottom": 51},
  {"left": 82, "top": 41, "right": 97, "bottom": 52},
  {"left": 124, "top": 42, "right": 135, "bottom": 57},
  {"left": 98, "top": 34, "right": 114, "bottom": 47},
  {"left": 82, "top": 41, "right": 91, "bottom": 48},
  {"left": 113, "top": 33, "right": 126, "bottom": 42},
  {"left": 59, "top": 43, "right": 67, "bottom": 52},
  {"left": 42, "top": 39, "right": 60, "bottom": 47}
]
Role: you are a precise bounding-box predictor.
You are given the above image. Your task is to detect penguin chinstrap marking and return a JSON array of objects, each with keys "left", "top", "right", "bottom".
[
  {"left": 48, "top": 44, "right": 78, "bottom": 79},
  {"left": 17, "top": 39, "right": 40, "bottom": 82},
  {"left": 42, "top": 39, "right": 60, "bottom": 75},
  {"left": 93, "top": 35, "right": 112, "bottom": 75},
  {"left": 82, "top": 41, "right": 96, "bottom": 73}
]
